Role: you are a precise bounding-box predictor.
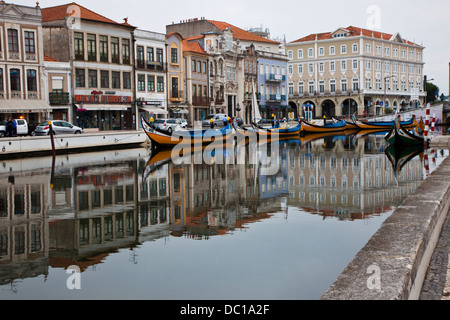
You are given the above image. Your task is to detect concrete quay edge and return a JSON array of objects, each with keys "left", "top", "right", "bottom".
[
  {"left": 321, "top": 155, "right": 450, "bottom": 300},
  {"left": 0, "top": 130, "right": 148, "bottom": 157}
]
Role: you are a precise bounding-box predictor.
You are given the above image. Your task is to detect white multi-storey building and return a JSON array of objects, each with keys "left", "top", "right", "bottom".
[
  {"left": 134, "top": 29, "right": 168, "bottom": 122},
  {"left": 286, "top": 26, "right": 426, "bottom": 118}
]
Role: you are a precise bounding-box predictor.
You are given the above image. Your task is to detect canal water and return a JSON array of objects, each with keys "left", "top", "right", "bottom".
[{"left": 0, "top": 131, "right": 448, "bottom": 300}]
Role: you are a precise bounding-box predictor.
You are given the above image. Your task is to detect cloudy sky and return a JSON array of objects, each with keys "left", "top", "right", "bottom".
[{"left": 19, "top": 0, "right": 450, "bottom": 95}]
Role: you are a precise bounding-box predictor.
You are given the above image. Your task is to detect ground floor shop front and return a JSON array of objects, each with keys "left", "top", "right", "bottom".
[{"left": 75, "top": 105, "right": 135, "bottom": 131}]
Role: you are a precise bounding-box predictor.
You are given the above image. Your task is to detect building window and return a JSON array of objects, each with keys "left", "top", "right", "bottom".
[
  {"left": 319, "top": 80, "right": 325, "bottom": 93},
  {"left": 330, "top": 79, "right": 336, "bottom": 93},
  {"left": 330, "top": 61, "right": 335, "bottom": 72},
  {"left": 87, "top": 34, "right": 96, "bottom": 61},
  {"left": 156, "top": 48, "right": 163, "bottom": 63},
  {"left": 171, "top": 47, "right": 178, "bottom": 64},
  {"left": 27, "top": 69, "right": 37, "bottom": 91},
  {"left": 0, "top": 69, "right": 3, "bottom": 91},
  {"left": 308, "top": 81, "right": 314, "bottom": 94},
  {"left": 147, "top": 47, "right": 154, "bottom": 63},
  {"left": 308, "top": 48, "right": 313, "bottom": 58},
  {"left": 148, "top": 75, "right": 155, "bottom": 91},
  {"left": 308, "top": 63, "right": 314, "bottom": 73},
  {"left": 88, "top": 69, "right": 97, "bottom": 88},
  {"left": 137, "top": 46, "right": 144, "bottom": 67},
  {"left": 365, "top": 76, "right": 371, "bottom": 89},
  {"left": 122, "top": 39, "right": 130, "bottom": 64},
  {"left": 138, "top": 74, "right": 145, "bottom": 91},
  {"left": 298, "top": 63, "right": 303, "bottom": 74},
  {"left": 329, "top": 46, "right": 335, "bottom": 55},
  {"left": 352, "top": 59, "right": 358, "bottom": 69},
  {"left": 288, "top": 50, "right": 293, "bottom": 59},
  {"left": 341, "top": 45, "right": 347, "bottom": 54},
  {"left": 352, "top": 78, "right": 359, "bottom": 92},
  {"left": 318, "top": 47, "right": 324, "bottom": 56},
  {"left": 319, "top": 62, "right": 324, "bottom": 73},
  {"left": 298, "top": 49, "right": 303, "bottom": 59},
  {"left": 192, "top": 59, "right": 196, "bottom": 72},
  {"left": 101, "top": 70, "right": 109, "bottom": 88},
  {"left": 8, "top": 29, "right": 19, "bottom": 52},
  {"left": 75, "top": 69, "right": 85, "bottom": 87},
  {"left": 111, "top": 37, "right": 120, "bottom": 63},
  {"left": 123, "top": 72, "right": 131, "bottom": 89},
  {"left": 99, "top": 35, "right": 108, "bottom": 62},
  {"left": 365, "top": 44, "right": 371, "bottom": 53},
  {"left": 74, "top": 32, "right": 84, "bottom": 60},
  {"left": 112, "top": 71, "right": 120, "bottom": 89},
  {"left": 10, "top": 68, "right": 20, "bottom": 91},
  {"left": 288, "top": 65, "right": 293, "bottom": 75},
  {"left": 298, "top": 82, "right": 304, "bottom": 95},
  {"left": 157, "top": 76, "right": 164, "bottom": 92},
  {"left": 352, "top": 44, "right": 358, "bottom": 53},
  {"left": 341, "top": 79, "right": 347, "bottom": 92},
  {"left": 341, "top": 60, "right": 346, "bottom": 71},
  {"left": 24, "top": 31, "right": 35, "bottom": 54}
]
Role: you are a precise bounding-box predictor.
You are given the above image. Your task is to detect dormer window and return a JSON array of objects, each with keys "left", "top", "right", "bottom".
[{"left": 333, "top": 33, "right": 347, "bottom": 38}]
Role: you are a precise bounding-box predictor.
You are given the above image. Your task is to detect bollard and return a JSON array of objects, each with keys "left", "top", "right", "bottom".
[{"left": 49, "top": 120, "right": 56, "bottom": 158}]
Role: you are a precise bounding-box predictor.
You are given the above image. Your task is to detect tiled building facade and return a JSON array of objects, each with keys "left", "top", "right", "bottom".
[{"left": 286, "top": 26, "right": 426, "bottom": 118}]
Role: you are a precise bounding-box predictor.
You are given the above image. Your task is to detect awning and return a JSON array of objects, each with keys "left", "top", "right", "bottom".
[
  {"left": 0, "top": 99, "right": 52, "bottom": 113},
  {"left": 139, "top": 106, "right": 168, "bottom": 115},
  {"left": 170, "top": 107, "right": 189, "bottom": 114},
  {"left": 78, "top": 104, "right": 130, "bottom": 111}
]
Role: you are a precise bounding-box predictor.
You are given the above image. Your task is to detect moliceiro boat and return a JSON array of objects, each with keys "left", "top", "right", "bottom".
[
  {"left": 140, "top": 114, "right": 234, "bottom": 149},
  {"left": 250, "top": 121, "right": 302, "bottom": 137},
  {"left": 351, "top": 114, "right": 416, "bottom": 130},
  {"left": 384, "top": 115, "right": 425, "bottom": 146},
  {"left": 300, "top": 118, "right": 347, "bottom": 133}
]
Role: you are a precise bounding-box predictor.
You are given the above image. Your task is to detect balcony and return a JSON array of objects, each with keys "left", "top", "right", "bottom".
[
  {"left": 265, "top": 94, "right": 286, "bottom": 102},
  {"left": 265, "top": 74, "right": 286, "bottom": 82},
  {"left": 49, "top": 92, "right": 70, "bottom": 105},
  {"left": 192, "top": 96, "right": 210, "bottom": 106}
]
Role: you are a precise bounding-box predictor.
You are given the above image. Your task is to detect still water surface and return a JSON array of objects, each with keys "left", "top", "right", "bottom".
[{"left": 0, "top": 132, "right": 447, "bottom": 299}]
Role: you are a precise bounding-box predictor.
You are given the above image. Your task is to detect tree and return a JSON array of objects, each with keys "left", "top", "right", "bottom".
[{"left": 426, "top": 82, "right": 439, "bottom": 103}]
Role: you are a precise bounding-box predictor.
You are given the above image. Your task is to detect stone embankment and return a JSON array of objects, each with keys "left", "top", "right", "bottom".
[{"left": 321, "top": 135, "right": 450, "bottom": 300}]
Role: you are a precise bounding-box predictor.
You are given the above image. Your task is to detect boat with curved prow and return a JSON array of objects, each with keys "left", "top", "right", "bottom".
[
  {"left": 351, "top": 114, "right": 416, "bottom": 130},
  {"left": 384, "top": 115, "right": 424, "bottom": 146},
  {"left": 300, "top": 118, "right": 347, "bottom": 133},
  {"left": 140, "top": 113, "right": 234, "bottom": 149}
]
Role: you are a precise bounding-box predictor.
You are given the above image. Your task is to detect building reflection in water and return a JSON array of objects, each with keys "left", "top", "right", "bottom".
[{"left": 0, "top": 133, "right": 446, "bottom": 291}]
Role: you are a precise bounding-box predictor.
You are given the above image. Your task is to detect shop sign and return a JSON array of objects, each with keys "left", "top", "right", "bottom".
[{"left": 75, "top": 94, "right": 132, "bottom": 104}]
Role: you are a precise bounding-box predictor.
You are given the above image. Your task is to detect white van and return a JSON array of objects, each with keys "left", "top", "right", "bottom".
[
  {"left": 0, "top": 119, "right": 29, "bottom": 137},
  {"left": 201, "top": 114, "right": 228, "bottom": 127}
]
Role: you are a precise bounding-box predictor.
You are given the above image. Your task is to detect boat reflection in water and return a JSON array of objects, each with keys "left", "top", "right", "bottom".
[{"left": 0, "top": 131, "right": 447, "bottom": 299}]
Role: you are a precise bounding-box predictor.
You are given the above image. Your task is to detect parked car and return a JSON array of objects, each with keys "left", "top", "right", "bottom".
[
  {"left": 201, "top": 114, "right": 228, "bottom": 127},
  {"left": 153, "top": 118, "right": 182, "bottom": 133},
  {"left": 34, "top": 120, "right": 83, "bottom": 136},
  {"left": 177, "top": 118, "right": 188, "bottom": 128},
  {"left": 0, "top": 119, "right": 29, "bottom": 137}
]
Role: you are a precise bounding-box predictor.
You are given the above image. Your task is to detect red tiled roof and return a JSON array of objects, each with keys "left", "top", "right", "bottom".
[
  {"left": 290, "top": 26, "right": 420, "bottom": 46},
  {"left": 182, "top": 38, "right": 208, "bottom": 55},
  {"left": 207, "top": 20, "right": 280, "bottom": 45},
  {"left": 42, "top": 2, "right": 134, "bottom": 28}
]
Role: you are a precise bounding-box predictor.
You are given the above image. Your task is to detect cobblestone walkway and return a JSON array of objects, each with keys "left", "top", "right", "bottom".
[{"left": 420, "top": 210, "right": 450, "bottom": 300}]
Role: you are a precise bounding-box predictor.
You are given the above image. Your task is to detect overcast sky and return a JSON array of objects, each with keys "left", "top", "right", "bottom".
[{"left": 19, "top": 0, "right": 450, "bottom": 95}]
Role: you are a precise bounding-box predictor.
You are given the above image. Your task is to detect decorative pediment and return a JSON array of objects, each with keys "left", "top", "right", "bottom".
[
  {"left": 1, "top": 4, "right": 25, "bottom": 18},
  {"left": 389, "top": 32, "right": 403, "bottom": 43}
]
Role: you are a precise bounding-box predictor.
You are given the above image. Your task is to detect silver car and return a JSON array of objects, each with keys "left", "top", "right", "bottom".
[
  {"left": 153, "top": 118, "right": 181, "bottom": 134},
  {"left": 34, "top": 120, "right": 83, "bottom": 136}
]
